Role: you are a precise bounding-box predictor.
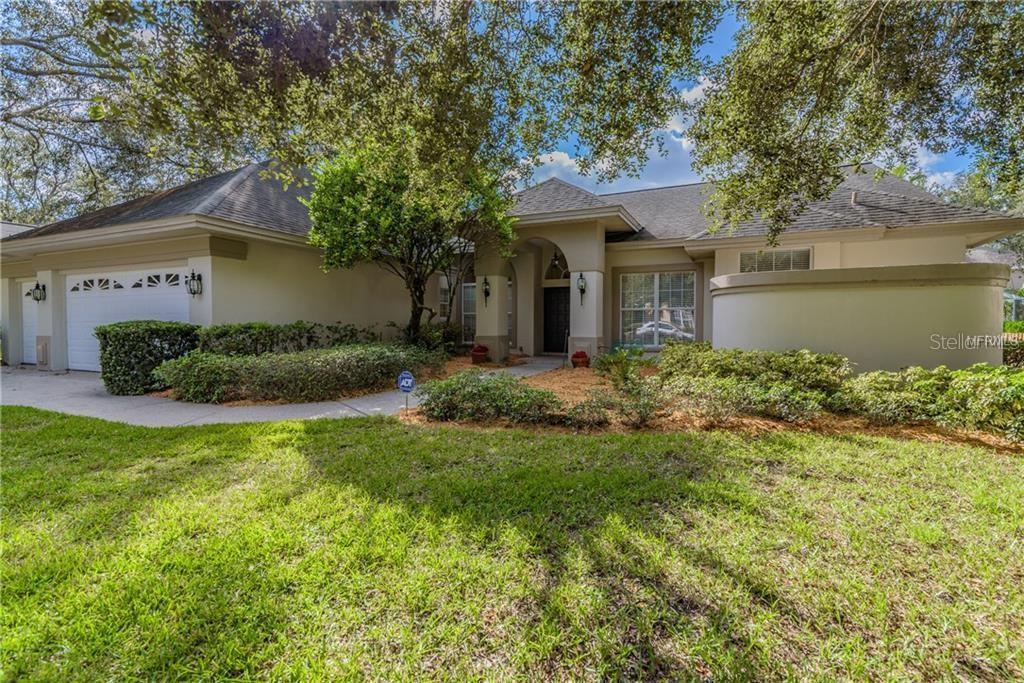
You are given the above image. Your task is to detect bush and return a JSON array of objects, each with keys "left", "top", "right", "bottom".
[
  {"left": 594, "top": 347, "right": 654, "bottom": 388},
  {"left": 417, "top": 370, "right": 562, "bottom": 423},
  {"left": 612, "top": 373, "right": 669, "bottom": 428},
  {"left": 1004, "top": 320, "right": 1024, "bottom": 333},
  {"left": 659, "top": 342, "right": 852, "bottom": 395},
  {"left": 95, "top": 321, "right": 200, "bottom": 395},
  {"left": 834, "top": 364, "right": 1024, "bottom": 441},
  {"left": 416, "top": 321, "right": 462, "bottom": 354},
  {"left": 669, "top": 375, "right": 826, "bottom": 423},
  {"left": 1005, "top": 340, "right": 1024, "bottom": 368},
  {"left": 155, "top": 344, "right": 445, "bottom": 403},
  {"left": 564, "top": 392, "right": 614, "bottom": 430},
  {"left": 197, "top": 321, "right": 376, "bottom": 356}
]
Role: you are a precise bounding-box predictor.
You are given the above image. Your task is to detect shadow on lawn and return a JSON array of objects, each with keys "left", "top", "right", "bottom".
[{"left": 290, "top": 419, "right": 805, "bottom": 678}]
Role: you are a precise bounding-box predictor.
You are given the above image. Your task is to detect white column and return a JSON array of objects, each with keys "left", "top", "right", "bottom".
[
  {"left": 569, "top": 270, "right": 604, "bottom": 357},
  {"left": 0, "top": 278, "right": 20, "bottom": 365}
]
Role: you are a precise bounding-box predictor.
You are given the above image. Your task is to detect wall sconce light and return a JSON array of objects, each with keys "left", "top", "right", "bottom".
[
  {"left": 482, "top": 276, "right": 491, "bottom": 305},
  {"left": 185, "top": 270, "right": 203, "bottom": 297},
  {"left": 576, "top": 273, "right": 586, "bottom": 304},
  {"left": 30, "top": 282, "right": 46, "bottom": 302}
]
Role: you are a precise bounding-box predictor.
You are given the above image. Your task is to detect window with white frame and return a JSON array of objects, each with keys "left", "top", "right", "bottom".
[
  {"left": 461, "top": 282, "right": 476, "bottom": 343},
  {"left": 739, "top": 248, "right": 811, "bottom": 273},
  {"left": 620, "top": 271, "right": 696, "bottom": 347},
  {"left": 438, "top": 274, "right": 451, "bottom": 320}
]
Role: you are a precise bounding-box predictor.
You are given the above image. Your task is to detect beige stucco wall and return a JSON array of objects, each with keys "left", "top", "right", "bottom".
[
  {"left": 714, "top": 234, "right": 968, "bottom": 277},
  {"left": 710, "top": 263, "right": 1009, "bottom": 371},
  {"left": 209, "top": 240, "right": 419, "bottom": 335}
]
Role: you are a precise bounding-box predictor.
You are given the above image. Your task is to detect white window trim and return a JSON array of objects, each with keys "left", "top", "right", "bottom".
[
  {"left": 739, "top": 247, "right": 813, "bottom": 273},
  {"left": 461, "top": 282, "right": 476, "bottom": 344},
  {"left": 619, "top": 271, "right": 696, "bottom": 348}
]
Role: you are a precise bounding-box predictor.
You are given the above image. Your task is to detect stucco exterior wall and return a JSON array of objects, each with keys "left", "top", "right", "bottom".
[
  {"left": 209, "top": 240, "right": 416, "bottom": 334},
  {"left": 711, "top": 263, "right": 1009, "bottom": 371}
]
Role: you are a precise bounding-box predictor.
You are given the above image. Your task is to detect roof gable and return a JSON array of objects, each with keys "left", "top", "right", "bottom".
[{"left": 510, "top": 177, "right": 610, "bottom": 216}]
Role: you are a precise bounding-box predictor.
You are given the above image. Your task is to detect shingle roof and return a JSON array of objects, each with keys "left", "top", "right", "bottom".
[
  {"left": 598, "top": 163, "right": 1007, "bottom": 241},
  {"left": 3, "top": 161, "right": 312, "bottom": 242},
  {"left": 509, "top": 177, "right": 611, "bottom": 215},
  {"left": 512, "top": 164, "right": 1010, "bottom": 241},
  {"left": 1, "top": 221, "right": 34, "bottom": 239}
]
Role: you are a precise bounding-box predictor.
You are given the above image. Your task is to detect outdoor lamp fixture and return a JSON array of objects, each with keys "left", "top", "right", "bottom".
[
  {"left": 576, "top": 273, "right": 586, "bottom": 304},
  {"left": 30, "top": 281, "right": 46, "bottom": 302},
  {"left": 185, "top": 270, "right": 203, "bottom": 297},
  {"left": 482, "top": 276, "right": 491, "bottom": 305}
]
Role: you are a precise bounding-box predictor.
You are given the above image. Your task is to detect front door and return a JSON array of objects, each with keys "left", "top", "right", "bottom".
[{"left": 543, "top": 286, "right": 570, "bottom": 353}]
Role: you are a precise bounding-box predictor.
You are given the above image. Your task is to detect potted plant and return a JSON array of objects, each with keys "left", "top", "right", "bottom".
[
  {"left": 470, "top": 344, "right": 489, "bottom": 364},
  {"left": 571, "top": 350, "right": 590, "bottom": 368}
]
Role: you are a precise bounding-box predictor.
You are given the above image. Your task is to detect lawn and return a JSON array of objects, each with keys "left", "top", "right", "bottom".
[{"left": 3, "top": 406, "right": 1023, "bottom": 680}]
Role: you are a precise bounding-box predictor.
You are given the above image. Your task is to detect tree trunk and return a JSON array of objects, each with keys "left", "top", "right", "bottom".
[{"left": 406, "top": 300, "right": 424, "bottom": 343}]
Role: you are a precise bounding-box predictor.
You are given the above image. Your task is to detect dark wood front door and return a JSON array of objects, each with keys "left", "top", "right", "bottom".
[{"left": 543, "top": 287, "right": 570, "bottom": 353}]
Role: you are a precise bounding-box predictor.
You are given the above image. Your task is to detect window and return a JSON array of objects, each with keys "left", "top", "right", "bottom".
[
  {"left": 438, "top": 274, "right": 451, "bottom": 320},
  {"left": 461, "top": 282, "right": 476, "bottom": 344},
  {"left": 620, "top": 271, "right": 695, "bottom": 347},
  {"left": 739, "top": 248, "right": 811, "bottom": 273}
]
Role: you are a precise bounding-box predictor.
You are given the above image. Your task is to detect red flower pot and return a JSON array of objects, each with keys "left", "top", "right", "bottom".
[
  {"left": 571, "top": 351, "right": 590, "bottom": 368},
  {"left": 471, "top": 344, "right": 488, "bottom": 364}
]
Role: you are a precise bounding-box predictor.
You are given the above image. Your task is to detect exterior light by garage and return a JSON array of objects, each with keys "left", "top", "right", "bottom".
[
  {"left": 30, "top": 282, "right": 46, "bottom": 302},
  {"left": 186, "top": 270, "right": 203, "bottom": 297},
  {"left": 576, "top": 273, "right": 586, "bottom": 303},
  {"left": 482, "top": 276, "right": 491, "bottom": 305}
]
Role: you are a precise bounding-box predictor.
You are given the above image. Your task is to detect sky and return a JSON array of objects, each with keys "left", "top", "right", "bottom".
[{"left": 531, "top": 11, "right": 969, "bottom": 196}]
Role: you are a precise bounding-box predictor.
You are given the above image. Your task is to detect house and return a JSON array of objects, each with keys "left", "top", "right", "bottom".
[
  {"left": 968, "top": 247, "right": 1024, "bottom": 321},
  {"left": 2, "top": 162, "right": 1020, "bottom": 373}
]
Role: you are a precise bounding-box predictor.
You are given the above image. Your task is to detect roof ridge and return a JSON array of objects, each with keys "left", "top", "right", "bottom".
[
  {"left": 600, "top": 179, "right": 711, "bottom": 196},
  {"left": 191, "top": 163, "right": 260, "bottom": 216}
]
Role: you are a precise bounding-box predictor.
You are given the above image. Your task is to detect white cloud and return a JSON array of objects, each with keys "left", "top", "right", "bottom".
[{"left": 926, "top": 170, "right": 958, "bottom": 188}]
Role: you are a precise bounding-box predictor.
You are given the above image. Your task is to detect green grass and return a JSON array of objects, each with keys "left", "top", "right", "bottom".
[{"left": 3, "top": 407, "right": 1023, "bottom": 680}]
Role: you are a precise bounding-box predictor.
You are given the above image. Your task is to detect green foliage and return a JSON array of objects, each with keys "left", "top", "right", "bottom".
[
  {"left": 415, "top": 321, "right": 462, "bottom": 354},
  {"left": 669, "top": 375, "right": 826, "bottom": 424},
  {"left": 156, "top": 344, "right": 445, "bottom": 404},
  {"left": 834, "top": 364, "right": 1024, "bottom": 441},
  {"left": 1005, "top": 341, "right": 1024, "bottom": 368},
  {"left": 93, "top": 320, "right": 199, "bottom": 395},
  {"left": 416, "top": 370, "right": 562, "bottom": 424},
  {"left": 563, "top": 392, "right": 614, "bottom": 431},
  {"left": 197, "top": 321, "right": 376, "bottom": 356},
  {"left": 610, "top": 373, "right": 669, "bottom": 429},
  {"left": 1004, "top": 320, "right": 1024, "bottom": 333},
  {"left": 659, "top": 342, "right": 852, "bottom": 395},
  {"left": 690, "top": 2, "right": 1024, "bottom": 241},
  {"left": 305, "top": 136, "right": 514, "bottom": 341},
  {"left": 593, "top": 347, "right": 654, "bottom": 388}
]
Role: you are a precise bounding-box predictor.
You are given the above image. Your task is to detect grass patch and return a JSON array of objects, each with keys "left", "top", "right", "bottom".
[{"left": 3, "top": 406, "right": 1023, "bottom": 679}]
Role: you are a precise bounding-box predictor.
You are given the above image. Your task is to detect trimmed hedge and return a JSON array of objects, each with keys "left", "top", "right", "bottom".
[
  {"left": 1004, "top": 320, "right": 1024, "bottom": 333},
  {"left": 416, "top": 370, "right": 562, "bottom": 423},
  {"left": 155, "top": 344, "right": 445, "bottom": 403},
  {"left": 668, "top": 374, "right": 827, "bottom": 423},
  {"left": 94, "top": 321, "right": 200, "bottom": 395},
  {"left": 833, "top": 364, "right": 1024, "bottom": 441},
  {"left": 197, "top": 321, "right": 377, "bottom": 356},
  {"left": 659, "top": 341, "right": 852, "bottom": 395}
]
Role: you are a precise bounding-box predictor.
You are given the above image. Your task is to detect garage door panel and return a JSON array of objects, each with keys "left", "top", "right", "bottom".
[{"left": 66, "top": 269, "right": 189, "bottom": 371}]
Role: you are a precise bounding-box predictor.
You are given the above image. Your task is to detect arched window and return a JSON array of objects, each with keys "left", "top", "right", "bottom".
[{"left": 545, "top": 249, "right": 569, "bottom": 280}]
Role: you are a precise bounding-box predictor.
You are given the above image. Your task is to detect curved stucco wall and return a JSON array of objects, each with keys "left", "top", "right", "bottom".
[{"left": 710, "top": 263, "right": 1009, "bottom": 371}]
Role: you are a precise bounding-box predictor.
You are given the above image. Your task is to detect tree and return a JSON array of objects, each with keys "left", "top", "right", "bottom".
[
  {"left": 690, "top": 1, "right": 1024, "bottom": 241},
  {"left": 304, "top": 134, "right": 515, "bottom": 342}
]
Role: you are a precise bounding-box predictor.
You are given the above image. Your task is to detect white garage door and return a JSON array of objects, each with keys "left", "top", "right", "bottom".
[
  {"left": 66, "top": 269, "right": 190, "bottom": 371},
  {"left": 21, "top": 282, "right": 38, "bottom": 364}
]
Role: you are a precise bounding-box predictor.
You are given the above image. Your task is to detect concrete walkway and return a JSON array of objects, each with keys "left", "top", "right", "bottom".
[{"left": 0, "top": 356, "right": 565, "bottom": 427}]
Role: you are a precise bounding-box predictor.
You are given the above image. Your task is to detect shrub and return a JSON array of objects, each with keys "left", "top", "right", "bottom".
[
  {"left": 564, "top": 392, "right": 613, "bottom": 430},
  {"left": 594, "top": 347, "right": 654, "bottom": 388},
  {"left": 155, "top": 344, "right": 445, "bottom": 403},
  {"left": 1005, "top": 340, "right": 1024, "bottom": 368},
  {"left": 669, "top": 375, "right": 826, "bottom": 423},
  {"left": 417, "top": 370, "right": 562, "bottom": 423},
  {"left": 659, "top": 342, "right": 852, "bottom": 395},
  {"left": 95, "top": 321, "right": 200, "bottom": 395},
  {"left": 417, "top": 321, "right": 461, "bottom": 354},
  {"left": 197, "top": 321, "right": 376, "bottom": 356},
  {"left": 1004, "top": 320, "right": 1024, "bottom": 333},
  {"left": 833, "top": 364, "right": 1024, "bottom": 441}
]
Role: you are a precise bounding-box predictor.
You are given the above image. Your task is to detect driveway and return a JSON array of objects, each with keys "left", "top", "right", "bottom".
[{"left": 0, "top": 356, "right": 564, "bottom": 427}]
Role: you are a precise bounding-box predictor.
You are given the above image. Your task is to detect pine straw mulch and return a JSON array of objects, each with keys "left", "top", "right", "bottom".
[{"left": 399, "top": 366, "right": 1024, "bottom": 455}]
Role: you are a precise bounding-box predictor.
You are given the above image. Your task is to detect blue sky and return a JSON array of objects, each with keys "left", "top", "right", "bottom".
[{"left": 532, "top": 11, "right": 969, "bottom": 195}]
